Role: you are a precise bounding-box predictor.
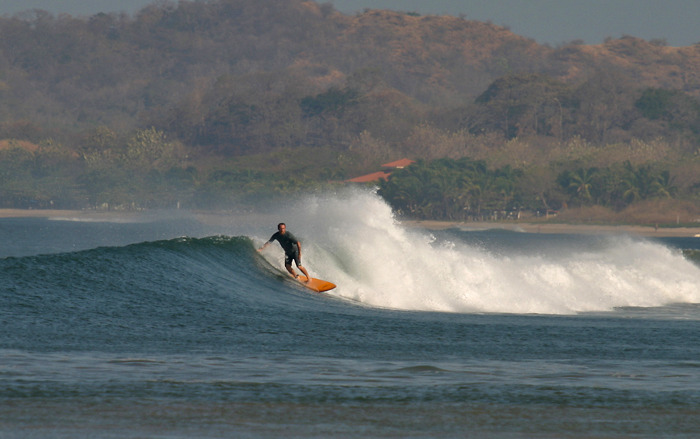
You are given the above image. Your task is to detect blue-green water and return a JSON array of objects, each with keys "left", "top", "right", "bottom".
[{"left": 2, "top": 192, "right": 699, "bottom": 438}]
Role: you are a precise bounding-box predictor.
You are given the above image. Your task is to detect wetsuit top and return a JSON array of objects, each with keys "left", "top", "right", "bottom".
[{"left": 268, "top": 231, "right": 300, "bottom": 255}]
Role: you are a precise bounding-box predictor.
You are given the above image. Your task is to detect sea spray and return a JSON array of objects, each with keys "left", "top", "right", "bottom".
[{"left": 255, "top": 189, "right": 700, "bottom": 314}]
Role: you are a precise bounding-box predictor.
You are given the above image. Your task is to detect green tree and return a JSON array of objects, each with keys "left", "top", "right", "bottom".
[
  {"left": 379, "top": 158, "right": 527, "bottom": 220},
  {"left": 559, "top": 167, "right": 598, "bottom": 205},
  {"left": 491, "top": 165, "right": 524, "bottom": 211},
  {"left": 621, "top": 162, "right": 677, "bottom": 204},
  {"left": 125, "top": 127, "right": 180, "bottom": 171},
  {"left": 473, "top": 73, "right": 569, "bottom": 139},
  {"left": 635, "top": 88, "right": 678, "bottom": 120},
  {"left": 635, "top": 87, "right": 700, "bottom": 139},
  {"left": 569, "top": 68, "right": 637, "bottom": 143},
  {"left": 300, "top": 87, "right": 359, "bottom": 118},
  {"left": 651, "top": 169, "right": 677, "bottom": 198}
]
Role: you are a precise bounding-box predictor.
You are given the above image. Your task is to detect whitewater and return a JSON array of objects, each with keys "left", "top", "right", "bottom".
[{"left": 254, "top": 189, "right": 700, "bottom": 315}]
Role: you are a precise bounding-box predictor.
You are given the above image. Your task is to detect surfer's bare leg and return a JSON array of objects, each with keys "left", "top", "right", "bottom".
[
  {"left": 298, "top": 264, "right": 311, "bottom": 282},
  {"left": 285, "top": 263, "right": 298, "bottom": 278}
]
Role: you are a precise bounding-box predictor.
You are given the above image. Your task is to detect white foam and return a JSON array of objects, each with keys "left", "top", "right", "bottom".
[{"left": 258, "top": 189, "right": 700, "bottom": 315}]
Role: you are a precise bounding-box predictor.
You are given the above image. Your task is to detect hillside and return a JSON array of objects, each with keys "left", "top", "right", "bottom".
[
  {"left": 555, "top": 37, "right": 700, "bottom": 94},
  {"left": 2, "top": 1, "right": 699, "bottom": 132},
  {"left": 0, "top": 0, "right": 698, "bottom": 219}
]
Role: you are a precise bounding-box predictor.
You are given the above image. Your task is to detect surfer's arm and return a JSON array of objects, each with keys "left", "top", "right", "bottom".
[{"left": 258, "top": 233, "right": 278, "bottom": 251}]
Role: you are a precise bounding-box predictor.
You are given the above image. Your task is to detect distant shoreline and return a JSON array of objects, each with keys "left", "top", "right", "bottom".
[
  {"left": 0, "top": 209, "right": 88, "bottom": 218},
  {"left": 404, "top": 220, "right": 700, "bottom": 238},
  {"left": 2, "top": 209, "right": 699, "bottom": 238},
  {"left": 0, "top": 209, "right": 151, "bottom": 221}
]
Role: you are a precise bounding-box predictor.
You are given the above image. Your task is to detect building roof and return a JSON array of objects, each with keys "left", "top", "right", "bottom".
[
  {"left": 345, "top": 171, "right": 390, "bottom": 183},
  {"left": 381, "top": 158, "right": 415, "bottom": 168}
]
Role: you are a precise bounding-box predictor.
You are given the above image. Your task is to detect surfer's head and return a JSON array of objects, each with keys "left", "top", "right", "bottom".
[{"left": 277, "top": 223, "right": 286, "bottom": 234}]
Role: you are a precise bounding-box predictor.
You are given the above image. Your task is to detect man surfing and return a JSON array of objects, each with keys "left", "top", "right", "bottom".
[{"left": 258, "top": 223, "right": 311, "bottom": 282}]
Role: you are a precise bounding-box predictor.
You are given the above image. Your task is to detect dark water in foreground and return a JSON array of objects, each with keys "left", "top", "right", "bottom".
[{"left": 2, "top": 192, "right": 699, "bottom": 438}]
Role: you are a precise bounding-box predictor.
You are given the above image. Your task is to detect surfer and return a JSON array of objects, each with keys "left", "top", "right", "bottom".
[{"left": 258, "top": 223, "right": 311, "bottom": 282}]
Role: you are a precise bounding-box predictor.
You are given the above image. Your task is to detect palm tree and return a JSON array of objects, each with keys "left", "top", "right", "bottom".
[
  {"left": 621, "top": 162, "right": 659, "bottom": 204},
  {"left": 492, "top": 165, "right": 523, "bottom": 211},
  {"left": 651, "top": 169, "right": 677, "bottom": 198},
  {"left": 569, "top": 167, "right": 598, "bottom": 203}
]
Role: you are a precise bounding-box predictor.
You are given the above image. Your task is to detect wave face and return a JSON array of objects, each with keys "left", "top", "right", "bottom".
[{"left": 2, "top": 189, "right": 699, "bottom": 324}]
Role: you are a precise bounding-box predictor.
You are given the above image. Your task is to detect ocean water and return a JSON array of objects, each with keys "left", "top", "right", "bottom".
[{"left": 1, "top": 190, "right": 699, "bottom": 438}]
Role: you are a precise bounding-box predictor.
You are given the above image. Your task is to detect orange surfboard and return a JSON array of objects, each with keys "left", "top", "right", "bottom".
[{"left": 295, "top": 275, "right": 336, "bottom": 293}]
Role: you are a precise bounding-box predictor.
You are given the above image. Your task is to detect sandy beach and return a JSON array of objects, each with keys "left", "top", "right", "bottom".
[
  {"left": 2, "top": 209, "right": 699, "bottom": 237},
  {"left": 0, "top": 209, "right": 88, "bottom": 219}
]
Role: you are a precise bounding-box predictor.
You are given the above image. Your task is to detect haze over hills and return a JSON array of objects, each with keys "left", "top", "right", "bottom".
[
  {"left": 2, "top": 0, "right": 700, "bottom": 47},
  {"left": 0, "top": 0, "right": 698, "bottom": 220}
]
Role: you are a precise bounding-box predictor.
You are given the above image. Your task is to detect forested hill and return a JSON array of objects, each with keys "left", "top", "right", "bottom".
[
  {"left": 1, "top": 0, "right": 699, "bottom": 143},
  {"left": 1, "top": 0, "right": 545, "bottom": 138},
  {"left": 0, "top": 0, "right": 699, "bottom": 216}
]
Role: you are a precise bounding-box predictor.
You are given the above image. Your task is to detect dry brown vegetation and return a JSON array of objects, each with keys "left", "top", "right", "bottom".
[{"left": 0, "top": 0, "right": 697, "bottom": 219}]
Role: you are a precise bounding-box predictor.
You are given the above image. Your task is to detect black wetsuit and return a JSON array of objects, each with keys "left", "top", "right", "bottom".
[{"left": 268, "top": 231, "right": 301, "bottom": 266}]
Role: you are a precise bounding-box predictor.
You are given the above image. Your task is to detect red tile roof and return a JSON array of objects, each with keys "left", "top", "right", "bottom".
[
  {"left": 345, "top": 171, "right": 390, "bottom": 183},
  {"left": 381, "top": 158, "right": 415, "bottom": 168}
]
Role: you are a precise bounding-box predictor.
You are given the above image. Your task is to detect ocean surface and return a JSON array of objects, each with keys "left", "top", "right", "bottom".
[{"left": 2, "top": 190, "right": 700, "bottom": 438}]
